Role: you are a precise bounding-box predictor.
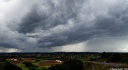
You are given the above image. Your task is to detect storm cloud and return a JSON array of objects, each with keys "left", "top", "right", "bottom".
[{"left": 0, "top": 0, "right": 128, "bottom": 52}]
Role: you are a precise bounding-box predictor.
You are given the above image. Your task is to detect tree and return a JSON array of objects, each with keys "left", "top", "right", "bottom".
[
  {"left": 0, "top": 61, "right": 22, "bottom": 70},
  {"left": 108, "top": 53, "right": 121, "bottom": 62},
  {"left": 22, "top": 62, "right": 38, "bottom": 70},
  {"left": 0, "top": 56, "right": 6, "bottom": 62},
  {"left": 101, "top": 52, "right": 107, "bottom": 58},
  {"left": 48, "top": 59, "right": 84, "bottom": 70}
]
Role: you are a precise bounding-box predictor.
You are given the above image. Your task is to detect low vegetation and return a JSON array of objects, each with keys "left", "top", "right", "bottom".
[{"left": 0, "top": 52, "right": 128, "bottom": 70}]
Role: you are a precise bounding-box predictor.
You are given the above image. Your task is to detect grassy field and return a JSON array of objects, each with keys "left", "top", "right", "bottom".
[
  {"left": 7, "top": 58, "right": 61, "bottom": 70},
  {"left": 16, "top": 63, "right": 29, "bottom": 70}
]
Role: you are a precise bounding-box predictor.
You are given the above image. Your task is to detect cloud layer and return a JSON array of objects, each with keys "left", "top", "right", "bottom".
[{"left": 0, "top": 0, "right": 128, "bottom": 52}]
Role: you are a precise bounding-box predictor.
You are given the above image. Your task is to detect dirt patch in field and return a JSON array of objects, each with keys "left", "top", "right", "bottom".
[
  {"left": 39, "top": 60, "right": 61, "bottom": 66},
  {"left": 21, "top": 58, "right": 33, "bottom": 62},
  {"left": 10, "top": 61, "right": 21, "bottom": 65}
]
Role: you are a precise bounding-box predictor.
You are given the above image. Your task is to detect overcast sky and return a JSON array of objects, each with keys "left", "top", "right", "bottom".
[{"left": 0, "top": 0, "right": 128, "bottom": 52}]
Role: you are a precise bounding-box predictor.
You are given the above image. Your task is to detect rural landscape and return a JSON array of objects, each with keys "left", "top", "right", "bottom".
[
  {"left": 0, "top": 52, "right": 128, "bottom": 70},
  {"left": 1, "top": 0, "right": 128, "bottom": 70}
]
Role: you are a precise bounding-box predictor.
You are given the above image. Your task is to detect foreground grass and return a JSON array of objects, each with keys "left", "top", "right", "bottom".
[{"left": 16, "top": 62, "right": 29, "bottom": 70}]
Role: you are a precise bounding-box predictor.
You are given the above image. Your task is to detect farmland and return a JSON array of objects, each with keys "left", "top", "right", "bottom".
[{"left": 0, "top": 52, "right": 128, "bottom": 70}]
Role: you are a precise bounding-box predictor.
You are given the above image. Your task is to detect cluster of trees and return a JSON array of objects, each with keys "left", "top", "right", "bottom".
[
  {"left": 48, "top": 59, "right": 84, "bottom": 70},
  {"left": 101, "top": 52, "right": 120, "bottom": 62},
  {"left": 0, "top": 56, "right": 21, "bottom": 70},
  {"left": 23, "top": 62, "right": 38, "bottom": 70},
  {"left": 22, "top": 62, "right": 48, "bottom": 70},
  {"left": 0, "top": 61, "right": 22, "bottom": 70},
  {"left": 101, "top": 52, "right": 128, "bottom": 63}
]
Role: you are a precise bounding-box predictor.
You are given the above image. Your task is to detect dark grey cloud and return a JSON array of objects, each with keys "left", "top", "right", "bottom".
[
  {"left": 36, "top": 0, "right": 128, "bottom": 49},
  {"left": 37, "top": 27, "right": 102, "bottom": 48},
  {"left": 0, "top": 42, "right": 16, "bottom": 48},
  {"left": 95, "top": 8, "right": 128, "bottom": 36},
  {"left": 18, "top": 8, "right": 44, "bottom": 33},
  {"left": 17, "top": 0, "right": 81, "bottom": 34},
  {"left": 1, "top": 0, "right": 128, "bottom": 52}
]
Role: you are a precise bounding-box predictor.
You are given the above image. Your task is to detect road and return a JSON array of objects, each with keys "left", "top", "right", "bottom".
[{"left": 86, "top": 61, "right": 124, "bottom": 67}]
